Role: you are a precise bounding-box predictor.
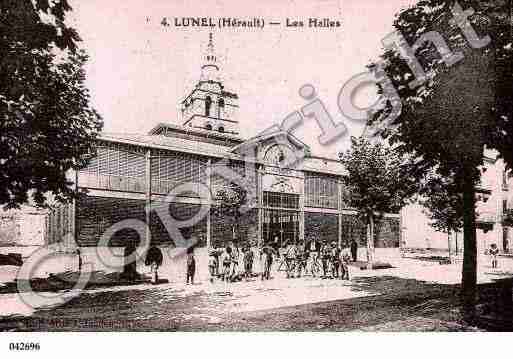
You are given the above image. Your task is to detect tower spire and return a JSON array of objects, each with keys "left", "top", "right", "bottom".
[
  {"left": 205, "top": 32, "right": 216, "bottom": 64},
  {"left": 201, "top": 32, "right": 219, "bottom": 81}
]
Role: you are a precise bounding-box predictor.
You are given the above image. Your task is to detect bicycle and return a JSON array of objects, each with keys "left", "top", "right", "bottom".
[
  {"left": 279, "top": 254, "right": 307, "bottom": 278},
  {"left": 306, "top": 252, "right": 321, "bottom": 277}
]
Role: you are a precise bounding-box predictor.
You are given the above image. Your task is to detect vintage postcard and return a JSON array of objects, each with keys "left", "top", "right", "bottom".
[{"left": 1, "top": 0, "right": 513, "bottom": 348}]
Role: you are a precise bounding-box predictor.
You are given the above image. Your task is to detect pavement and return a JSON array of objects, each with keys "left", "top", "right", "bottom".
[{"left": 0, "top": 249, "right": 512, "bottom": 330}]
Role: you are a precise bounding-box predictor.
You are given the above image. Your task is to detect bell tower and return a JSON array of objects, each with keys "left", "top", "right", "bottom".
[{"left": 181, "top": 33, "right": 239, "bottom": 135}]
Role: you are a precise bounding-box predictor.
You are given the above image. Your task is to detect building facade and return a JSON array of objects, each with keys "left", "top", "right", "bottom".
[
  {"left": 0, "top": 206, "right": 47, "bottom": 247},
  {"left": 402, "top": 153, "right": 512, "bottom": 254},
  {"left": 47, "top": 35, "right": 401, "bottom": 252}
]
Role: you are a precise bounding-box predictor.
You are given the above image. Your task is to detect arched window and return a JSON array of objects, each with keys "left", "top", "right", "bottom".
[
  {"left": 205, "top": 96, "right": 212, "bottom": 117},
  {"left": 278, "top": 150, "right": 285, "bottom": 163},
  {"left": 217, "top": 98, "right": 225, "bottom": 119}
]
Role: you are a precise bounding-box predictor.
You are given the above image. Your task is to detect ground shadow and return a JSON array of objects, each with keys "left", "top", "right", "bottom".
[
  {"left": 0, "top": 285, "right": 235, "bottom": 331},
  {"left": 2, "top": 274, "right": 512, "bottom": 331},
  {"left": 0, "top": 270, "right": 154, "bottom": 295}
]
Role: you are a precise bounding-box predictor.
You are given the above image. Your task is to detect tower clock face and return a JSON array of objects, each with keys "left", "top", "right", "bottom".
[{"left": 264, "top": 145, "right": 294, "bottom": 167}]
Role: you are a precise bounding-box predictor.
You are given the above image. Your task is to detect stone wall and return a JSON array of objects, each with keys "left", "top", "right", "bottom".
[
  {"left": 76, "top": 196, "right": 207, "bottom": 247},
  {"left": 77, "top": 196, "right": 146, "bottom": 247}
]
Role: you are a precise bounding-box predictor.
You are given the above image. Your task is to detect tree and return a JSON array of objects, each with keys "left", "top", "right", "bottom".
[
  {"left": 420, "top": 173, "right": 464, "bottom": 258},
  {"left": 369, "top": 0, "right": 512, "bottom": 320},
  {"left": 339, "top": 137, "right": 416, "bottom": 269},
  {"left": 421, "top": 174, "right": 464, "bottom": 234},
  {"left": 212, "top": 183, "right": 247, "bottom": 248},
  {"left": 0, "top": 0, "right": 103, "bottom": 209}
]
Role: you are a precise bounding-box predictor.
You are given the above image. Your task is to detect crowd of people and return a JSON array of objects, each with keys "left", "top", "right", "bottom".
[
  {"left": 181, "top": 240, "right": 505, "bottom": 286},
  {"left": 196, "top": 237, "right": 360, "bottom": 284},
  {"left": 204, "top": 244, "right": 256, "bottom": 283}
]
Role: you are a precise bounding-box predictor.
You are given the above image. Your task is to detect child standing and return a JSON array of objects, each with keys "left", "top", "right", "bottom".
[
  {"left": 296, "top": 244, "right": 307, "bottom": 278},
  {"left": 321, "top": 242, "right": 331, "bottom": 278},
  {"left": 490, "top": 243, "right": 499, "bottom": 269},
  {"left": 285, "top": 243, "right": 298, "bottom": 279},
  {"left": 208, "top": 250, "right": 219, "bottom": 283},
  {"left": 340, "top": 246, "right": 351, "bottom": 280},
  {"left": 260, "top": 247, "right": 273, "bottom": 280},
  {"left": 243, "top": 246, "right": 254, "bottom": 280},
  {"left": 186, "top": 247, "right": 196, "bottom": 285},
  {"left": 331, "top": 243, "right": 341, "bottom": 279},
  {"left": 76, "top": 248, "right": 82, "bottom": 272},
  {"left": 230, "top": 246, "right": 240, "bottom": 282},
  {"left": 151, "top": 261, "right": 159, "bottom": 285},
  {"left": 222, "top": 247, "right": 233, "bottom": 282}
]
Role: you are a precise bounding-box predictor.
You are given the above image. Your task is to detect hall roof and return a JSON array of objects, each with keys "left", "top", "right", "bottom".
[
  {"left": 99, "top": 132, "right": 233, "bottom": 159},
  {"left": 98, "top": 132, "right": 346, "bottom": 176}
]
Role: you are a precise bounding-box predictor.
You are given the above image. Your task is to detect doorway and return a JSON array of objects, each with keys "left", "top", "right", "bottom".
[{"left": 262, "top": 191, "right": 300, "bottom": 247}]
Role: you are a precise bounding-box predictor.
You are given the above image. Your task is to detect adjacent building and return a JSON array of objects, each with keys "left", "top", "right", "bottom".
[
  {"left": 0, "top": 206, "right": 47, "bottom": 247},
  {"left": 402, "top": 153, "right": 512, "bottom": 254}
]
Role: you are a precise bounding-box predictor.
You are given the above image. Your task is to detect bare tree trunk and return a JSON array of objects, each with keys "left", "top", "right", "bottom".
[
  {"left": 462, "top": 177, "right": 477, "bottom": 322},
  {"left": 367, "top": 216, "right": 375, "bottom": 270}
]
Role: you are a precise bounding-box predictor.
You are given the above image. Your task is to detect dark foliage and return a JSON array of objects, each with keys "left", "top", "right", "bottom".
[{"left": 0, "top": 0, "right": 103, "bottom": 208}]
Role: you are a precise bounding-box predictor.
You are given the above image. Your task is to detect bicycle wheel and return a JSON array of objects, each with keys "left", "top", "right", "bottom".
[
  {"left": 311, "top": 261, "right": 320, "bottom": 277},
  {"left": 290, "top": 262, "right": 297, "bottom": 278}
]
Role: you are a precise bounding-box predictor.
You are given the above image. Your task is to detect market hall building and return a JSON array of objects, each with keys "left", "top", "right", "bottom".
[{"left": 46, "top": 35, "right": 401, "bottom": 252}]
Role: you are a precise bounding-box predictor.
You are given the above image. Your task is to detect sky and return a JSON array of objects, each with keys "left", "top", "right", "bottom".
[{"left": 67, "top": 0, "right": 416, "bottom": 159}]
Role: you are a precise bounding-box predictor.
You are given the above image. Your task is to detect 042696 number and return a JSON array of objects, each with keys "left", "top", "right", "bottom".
[{"left": 9, "top": 342, "right": 40, "bottom": 351}]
